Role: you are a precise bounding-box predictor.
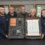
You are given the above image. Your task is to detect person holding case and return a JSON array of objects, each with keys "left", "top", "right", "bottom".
[
  {"left": 5, "top": 5, "right": 17, "bottom": 38},
  {"left": 0, "top": 6, "right": 7, "bottom": 39},
  {"left": 41, "top": 9, "right": 45, "bottom": 38},
  {"left": 17, "top": 6, "right": 29, "bottom": 18},
  {"left": 29, "top": 8, "right": 36, "bottom": 18},
  {"left": 8, "top": 5, "right": 17, "bottom": 18}
]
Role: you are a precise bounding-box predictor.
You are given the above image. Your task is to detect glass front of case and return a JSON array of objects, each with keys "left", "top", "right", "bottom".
[{"left": 8, "top": 18, "right": 24, "bottom": 39}]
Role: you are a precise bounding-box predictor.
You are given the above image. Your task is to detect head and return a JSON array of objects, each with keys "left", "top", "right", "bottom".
[
  {"left": 0, "top": 6, "right": 5, "bottom": 15},
  {"left": 9, "top": 5, "right": 15, "bottom": 14},
  {"left": 41, "top": 9, "right": 45, "bottom": 17},
  {"left": 30, "top": 8, "right": 36, "bottom": 17},
  {"left": 19, "top": 6, "right": 25, "bottom": 13}
]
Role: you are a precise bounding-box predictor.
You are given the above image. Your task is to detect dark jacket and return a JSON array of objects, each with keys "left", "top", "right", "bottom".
[
  {"left": 41, "top": 16, "right": 45, "bottom": 34},
  {"left": 17, "top": 12, "right": 29, "bottom": 18},
  {"left": 0, "top": 14, "right": 7, "bottom": 39},
  {"left": 30, "top": 15, "right": 36, "bottom": 18},
  {"left": 8, "top": 12, "right": 17, "bottom": 18}
]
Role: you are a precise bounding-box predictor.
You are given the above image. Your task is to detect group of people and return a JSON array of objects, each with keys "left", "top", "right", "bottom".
[{"left": 0, "top": 5, "right": 45, "bottom": 39}]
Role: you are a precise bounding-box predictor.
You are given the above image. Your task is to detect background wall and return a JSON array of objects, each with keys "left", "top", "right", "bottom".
[{"left": 1, "top": 4, "right": 45, "bottom": 17}]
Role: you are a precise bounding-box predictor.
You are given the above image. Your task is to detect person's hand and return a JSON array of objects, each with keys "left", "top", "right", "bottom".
[{"left": 6, "top": 35, "right": 8, "bottom": 38}]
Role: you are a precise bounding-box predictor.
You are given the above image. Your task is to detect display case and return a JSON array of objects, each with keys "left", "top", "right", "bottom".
[{"left": 7, "top": 18, "right": 24, "bottom": 39}]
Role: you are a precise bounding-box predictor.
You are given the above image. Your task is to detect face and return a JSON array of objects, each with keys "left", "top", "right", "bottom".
[
  {"left": 0, "top": 7, "right": 5, "bottom": 15},
  {"left": 31, "top": 9, "right": 36, "bottom": 16},
  {"left": 19, "top": 6, "right": 25, "bottom": 13},
  {"left": 42, "top": 10, "right": 45, "bottom": 17},
  {"left": 9, "top": 7, "right": 15, "bottom": 14}
]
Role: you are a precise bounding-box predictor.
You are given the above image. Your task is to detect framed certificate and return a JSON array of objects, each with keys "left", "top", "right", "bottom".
[
  {"left": 26, "top": 18, "right": 41, "bottom": 36},
  {"left": 9, "top": 18, "right": 16, "bottom": 26}
]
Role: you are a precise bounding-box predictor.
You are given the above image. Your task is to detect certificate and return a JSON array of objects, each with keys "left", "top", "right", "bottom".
[
  {"left": 26, "top": 19, "right": 41, "bottom": 36},
  {"left": 9, "top": 18, "right": 16, "bottom": 26}
]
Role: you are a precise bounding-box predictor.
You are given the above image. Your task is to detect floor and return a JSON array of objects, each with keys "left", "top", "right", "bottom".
[{"left": 0, "top": 38, "right": 45, "bottom": 45}]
